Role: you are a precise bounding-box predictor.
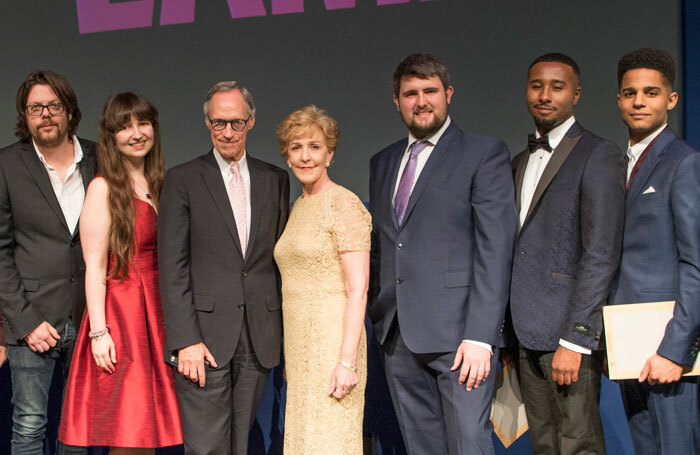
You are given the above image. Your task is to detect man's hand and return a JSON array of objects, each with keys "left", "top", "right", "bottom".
[
  {"left": 178, "top": 342, "right": 218, "bottom": 387},
  {"left": 24, "top": 321, "right": 60, "bottom": 353},
  {"left": 0, "top": 345, "right": 7, "bottom": 368},
  {"left": 639, "top": 354, "right": 682, "bottom": 385},
  {"left": 551, "top": 345, "right": 582, "bottom": 386},
  {"left": 451, "top": 342, "right": 492, "bottom": 391}
]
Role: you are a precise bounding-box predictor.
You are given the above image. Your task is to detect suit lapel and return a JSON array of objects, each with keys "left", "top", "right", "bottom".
[
  {"left": 400, "top": 124, "right": 456, "bottom": 228},
  {"left": 513, "top": 152, "right": 529, "bottom": 214},
  {"left": 626, "top": 128, "right": 675, "bottom": 211},
  {"left": 18, "top": 142, "right": 70, "bottom": 234},
  {"left": 78, "top": 139, "right": 96, "bottom": 192},
  {"left": 200, "top": 151, "right": 244, "bottom": 259},
  {"left": 523, "top": 127, "right": 581, "bottom": 222},
  {"left": 246, "top": 157, "right": 264, "bottom": 258},
  {"left": 386, "top": 140, "right": 407, "bottom": 231}
]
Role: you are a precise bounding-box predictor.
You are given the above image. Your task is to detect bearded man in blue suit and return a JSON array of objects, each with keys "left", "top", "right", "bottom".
[
  {"left": 611, "top": 48, "right": 700, "bottom": 455},
  {"left": 368, "top": 53, "right": 518, "bottom": 455}
]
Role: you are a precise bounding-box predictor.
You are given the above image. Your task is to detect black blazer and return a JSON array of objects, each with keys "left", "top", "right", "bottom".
[
  {"left": 509, "top": 122, "right": 625, "bottom": 351},
  {"left": 0, "top": 138, "right": 97, "bottom": 344},
  {"left": 158, "top": 151, "right": 289, "bottom": 369}
]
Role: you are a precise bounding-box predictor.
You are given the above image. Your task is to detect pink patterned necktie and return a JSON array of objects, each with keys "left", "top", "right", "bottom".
[
  {"left": 229, "top": 162, "right": 247, "bottom": 258},
  {"left": 394, "top": 141, "right": 429, "bottom": 225}
]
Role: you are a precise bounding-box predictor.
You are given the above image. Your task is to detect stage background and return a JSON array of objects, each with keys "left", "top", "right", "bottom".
[{"left": 0, "top": 0, "right": 695, "bottom": 453}]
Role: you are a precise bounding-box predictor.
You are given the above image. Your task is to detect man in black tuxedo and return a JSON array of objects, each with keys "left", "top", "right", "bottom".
[
  {"left": 0, "top": 70, "right": 96, "bottom": 454},
  {"left": 158, "top": 81, "right": 289, "bottom": 455},
  {"left": 509, "top": 53, "right": 625, "bottom": 454}
]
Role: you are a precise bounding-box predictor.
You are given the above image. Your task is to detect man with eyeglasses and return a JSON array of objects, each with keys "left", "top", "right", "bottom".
[
  {"left": 0, "top": 70, "right": 96, "bottom": 454},
  {"left": 158, "top": 81, "right": 289, "bottom": 454}
]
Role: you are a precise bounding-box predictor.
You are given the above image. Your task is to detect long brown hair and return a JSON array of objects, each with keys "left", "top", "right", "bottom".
[{"left": 97, "top": 92, "right": 165, "bottom": 279}]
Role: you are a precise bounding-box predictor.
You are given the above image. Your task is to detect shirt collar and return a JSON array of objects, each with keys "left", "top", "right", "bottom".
[
  {"left": 33, "top": 135, "right": 84, "bottom": 168},
  {"left": 213, "top": 148, "right": 248, "bottom": 175},
  {"left": 535, "top": 116, "right": 575, "bottom": 151},
  {"left": 627, "top": 123, "right": 667, "bottom": 161},
  {"left": 407, "top": 116, "right": 452, "bottom": 148}
]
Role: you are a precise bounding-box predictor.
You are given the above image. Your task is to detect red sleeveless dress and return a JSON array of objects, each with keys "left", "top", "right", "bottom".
[{"left": 59, "top": 199, "right": 182, "bottom": 448}]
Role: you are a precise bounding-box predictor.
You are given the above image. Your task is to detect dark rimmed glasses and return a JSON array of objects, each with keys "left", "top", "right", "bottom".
[
  {"left": 25, "top": 102, "right": 65, "bottom": 117},
  {"left": 207, "top": 115, "right": 251, "bottom": 132}
]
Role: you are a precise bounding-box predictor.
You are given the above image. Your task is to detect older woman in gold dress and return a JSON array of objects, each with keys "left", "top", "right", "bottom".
[{"left": 274, "top": 105, "right": 371, "bottom": 454}]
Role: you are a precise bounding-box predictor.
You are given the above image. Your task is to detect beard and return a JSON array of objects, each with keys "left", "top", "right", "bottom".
[
  {"left": 533, "top": 116, "right": 558, "bottom": 134},
  {"left": 31, "top": 122, "right": 67, "bottom": 148},
  {"left": 404, "top": 111, "right": 448, "bottom": 140}
]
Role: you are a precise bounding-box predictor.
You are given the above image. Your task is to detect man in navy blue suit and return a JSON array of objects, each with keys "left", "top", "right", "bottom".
[
  {"left": 509, "top": 53, "right": 626, "bottom": 454},
  {"left": 368, "top": 53, "right": 518, "bottom": 454},
  {"left": 611, "top": 48, "right": 700, "bottom": 455}
]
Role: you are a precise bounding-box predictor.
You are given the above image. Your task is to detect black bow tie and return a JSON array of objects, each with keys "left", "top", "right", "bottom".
[{"left": 527, "top": 133, "right": 553, "bottom": 153}]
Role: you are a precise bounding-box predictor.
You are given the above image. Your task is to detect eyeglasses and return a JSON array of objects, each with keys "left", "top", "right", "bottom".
[
  {"left": 207, "top": 115, "right": 251, "bottom": 132},
  {"left": 25, "top": 102, "right": 65, "bottom": 117}
]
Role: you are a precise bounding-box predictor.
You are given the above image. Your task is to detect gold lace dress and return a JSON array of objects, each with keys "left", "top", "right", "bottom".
[{"left": 274, "top": 185, "right": 371, "bottom": 455}]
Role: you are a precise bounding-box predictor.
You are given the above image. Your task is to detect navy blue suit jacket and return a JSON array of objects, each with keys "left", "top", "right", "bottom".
[
  {"left": 610, "top": 128, "right": 700, "bottom": 366},
  {"left": 510, "top": 122, "right": 626, "bottom": 351},
  {"left": 368, "top": 121, "right": 518, "bottom": 354}
]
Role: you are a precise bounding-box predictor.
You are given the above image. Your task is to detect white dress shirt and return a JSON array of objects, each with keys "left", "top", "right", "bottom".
[
  {"left": 626, "top": 123, "right": 667, "bottom": 182},
  {"left": 392, "top": 117, "right": 451, "bottom": 201},
  {"left": 33, "top": 135, "right": 85, "bottom": 234},
  {"left": 518, "top": 116, "right": 591, "bottom": 355},
  {"left": 519, "top": 116, "right": 576, "bottom": 227},
  {"left": 213, "top": 149, "right": 252, "bottom": 239},
  {"left": 393, "top": 117, "right": 491, "bottom": 354}
]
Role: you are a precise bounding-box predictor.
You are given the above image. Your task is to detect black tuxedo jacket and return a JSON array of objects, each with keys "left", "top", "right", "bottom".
[
  {"left": 0, "top": 138, "right": 97, "bottom": 344},
  {"left": 509, "top": 122, "right": 625, "bottom": 351},
  {"left": 158, "top": 151, "right": 289, "bottom": 368}
]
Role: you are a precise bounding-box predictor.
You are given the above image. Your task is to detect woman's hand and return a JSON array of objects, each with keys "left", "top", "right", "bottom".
[
  {"left": 91, "top": 333, "right": 117, "bottom": 374},
  {"left": 328, "top": 363, "right": 358, "bottom": 399}
]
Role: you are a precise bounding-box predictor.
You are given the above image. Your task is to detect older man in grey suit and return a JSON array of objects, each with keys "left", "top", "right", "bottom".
[{"left": 158, "top": 81, "right": 289, "bottom": 455}]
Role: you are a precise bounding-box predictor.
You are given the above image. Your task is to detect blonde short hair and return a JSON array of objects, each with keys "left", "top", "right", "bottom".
[{"left": 277, "top": 105, "right": 339, "bottom": 157}]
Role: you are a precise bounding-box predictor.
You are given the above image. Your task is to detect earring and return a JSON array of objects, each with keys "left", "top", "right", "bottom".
[
  {"left": 287, "top": 162, "right": 291, "bottom": 168},
  {"left": 325, "top": 162, "right": 330, "bottom": 168}
]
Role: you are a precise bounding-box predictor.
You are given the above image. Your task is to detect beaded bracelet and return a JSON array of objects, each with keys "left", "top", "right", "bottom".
[
  {"left": 88, "top": 325, "right": 110, "bottom": 339},
  {"left": 338, "top": 360, "right": 357, "bottom": 373}
]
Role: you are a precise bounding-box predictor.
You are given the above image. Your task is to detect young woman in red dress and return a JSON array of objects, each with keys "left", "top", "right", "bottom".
[{"left": 59, "top": 93, "right": 182, "bottom": 453}]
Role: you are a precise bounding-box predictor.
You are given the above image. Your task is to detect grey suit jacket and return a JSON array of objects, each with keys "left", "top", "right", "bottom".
[
  {"left": 510, "top": 122, "right": 625, "bottom": 351},
  {"left": 0, "top": 138, "right": 97, "bottom": 344},
  {"left": 158, "top": 151, "right": 289, "bottom": 369}
]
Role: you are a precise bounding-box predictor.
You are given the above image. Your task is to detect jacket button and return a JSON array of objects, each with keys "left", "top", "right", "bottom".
[
  {"left": 397, "top": 243, "right": 404, "bottom": 250},
  {"left": 70, "top": 241, "right": 76, "bottom": 247},
  {"left": 238, "top": 304, "right": 245, "bottom": 310},
  {"left": 396, "top": 277, "right": 404, "bottom": 284},
  {"left": 69, "top": 275, "right": 76, "bottom": 283},
  {"left": 241, "top": 272, "right": 247, "bottom": 277}
]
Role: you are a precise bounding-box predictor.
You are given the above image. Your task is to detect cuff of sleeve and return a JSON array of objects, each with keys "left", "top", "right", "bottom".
[
  {"left": 462, "top": 339, "right": 493, "bottom": 354},
  {"left": 559, "top": 338, "right": 592, "bottom": 355}
]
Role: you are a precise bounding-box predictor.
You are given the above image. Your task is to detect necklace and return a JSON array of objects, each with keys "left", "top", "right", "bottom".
[{"left": 133, "top": 180, "right": 151, "bottom": 199}]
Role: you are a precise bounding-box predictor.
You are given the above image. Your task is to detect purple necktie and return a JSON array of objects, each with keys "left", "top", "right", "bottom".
[{"left": 394, "top": 141, "right": 429, "bottom": 225}]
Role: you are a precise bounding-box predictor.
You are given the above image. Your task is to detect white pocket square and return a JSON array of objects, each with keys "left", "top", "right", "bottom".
[{"left": 642, "top": 186, "right": 656, "bottom": 194}]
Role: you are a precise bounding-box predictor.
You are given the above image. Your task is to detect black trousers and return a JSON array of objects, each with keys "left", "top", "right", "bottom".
[
  {"left": 175, "top": 319, "right": 270, "bottom": 455},
  {"left": 518, "top": 346, "right": 606, "bottom": 455}
]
